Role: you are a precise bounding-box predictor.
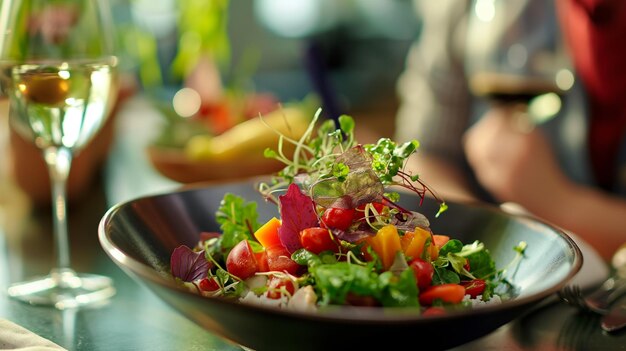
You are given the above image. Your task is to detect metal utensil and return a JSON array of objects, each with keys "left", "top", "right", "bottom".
[
  {"left": 558, "top": 244, "right": 626, "bottom": 314},
  {"left": 599, "top": 244, "right": 626, "bottom": 332},
  {"left": 586, "top": 244, "right": 626, "bottom": 313},
  {"left": 558, "top": 284, "right": 599, "bottom": 312},
  {"left": 601, "top": 294, "right": 626, "bottom": 332}
]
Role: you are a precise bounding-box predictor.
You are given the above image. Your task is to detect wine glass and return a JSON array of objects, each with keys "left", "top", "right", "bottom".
[
  {"left": 465, "top": 0, "right": 574, "bottom": 128},
  {"left": 0, "top": 0, "right": 117, "bottom": 308}
]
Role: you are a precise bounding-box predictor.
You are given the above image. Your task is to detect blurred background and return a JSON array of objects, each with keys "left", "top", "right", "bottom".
[
  {"left": 1, "top": 0, "right": 424, "bottom": 207},
  {"left": 110, "top": 0, "right": 421, "bottom": 137}
]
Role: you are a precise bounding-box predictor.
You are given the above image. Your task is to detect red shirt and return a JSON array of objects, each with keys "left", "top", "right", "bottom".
[{"left": 557, "top": 0, "right": 626, "bottom": 189}]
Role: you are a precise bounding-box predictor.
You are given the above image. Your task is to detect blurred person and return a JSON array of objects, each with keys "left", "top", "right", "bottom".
[{"left": 395, "top": 0, "right": 626, "bottom": 260}]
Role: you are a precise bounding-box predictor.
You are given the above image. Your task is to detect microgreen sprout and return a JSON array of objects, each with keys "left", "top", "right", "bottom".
[{"left": 258, "top": 109, "right": 447, "bottom": 218}]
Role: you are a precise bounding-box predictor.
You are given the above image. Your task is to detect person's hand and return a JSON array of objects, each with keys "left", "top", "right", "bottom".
[{"left": 463, "top": 105, "right": 571, "bottom": 208}]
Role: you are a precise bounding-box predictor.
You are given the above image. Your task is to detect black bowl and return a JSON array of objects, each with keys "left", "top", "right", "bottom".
[{"left": 98, "top": 181, "right": 582, "bottom": 351}]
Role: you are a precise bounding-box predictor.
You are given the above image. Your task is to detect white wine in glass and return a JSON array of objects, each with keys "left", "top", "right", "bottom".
[{"left": 0, "top": 0, "right": 117, "bottom": 308}]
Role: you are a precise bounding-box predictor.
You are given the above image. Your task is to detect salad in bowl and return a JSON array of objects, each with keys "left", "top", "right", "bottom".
[
  {"left": 169, "top": 110, "right": 526, "bottom": 314},
  {"left": 99, "top": 108, "right": 581, "bottom": 350}
]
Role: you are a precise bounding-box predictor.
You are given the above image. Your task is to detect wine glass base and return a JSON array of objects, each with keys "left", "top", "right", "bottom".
[{"left": 7, "top": 268, "right": 116, "bottom": 309}]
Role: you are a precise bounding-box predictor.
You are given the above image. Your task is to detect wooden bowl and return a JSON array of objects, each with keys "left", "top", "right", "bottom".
[{"left": 147, "top": 146, "right": 285, "bottom": 184}]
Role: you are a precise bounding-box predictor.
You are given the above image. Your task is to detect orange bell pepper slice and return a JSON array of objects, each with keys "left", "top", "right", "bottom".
[
  {"left": 253, "top": 217, "right": 282, "bottom": 248},
  {"left": 403, "top": 227, "right": 430, "bottom": 261},
  {"left": 367, "top": 224, "right": 402, "bottom": 270}
]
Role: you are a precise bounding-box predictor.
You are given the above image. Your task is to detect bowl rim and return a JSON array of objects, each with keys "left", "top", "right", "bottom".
[{"left": 98, "top": 182, "right": 583, "bottom": 324}]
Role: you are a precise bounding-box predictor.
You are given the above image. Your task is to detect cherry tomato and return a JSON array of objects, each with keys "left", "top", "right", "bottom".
[
  {"left": 409, "top": 258, "right": 434, "bottom": 290},
  {"left": 198, "top": 277, "right": 220, "bottom": 292},
  {"left": 463, "top": 259, "right": 471, "bottom": 272},
  {"left": 461, "top": 279, "right": 486, "bottom": 298},
  {"left": 266, "top": 276, "right": 296, "bottom": 299},
  {"left": 419, "top": 284, "right": 466, "bottom": 305},
  {"left": 321, "top": 207, "right": 355, "bottom": 231},
  {"left": 300, "top": 227, "right": 339, "bottom": 254},
  {"left": 255, "top": 251, "right": 269, "bottom": 272},
  {"left": 422, "top": 306, "right": 446, "bottom": 316},
  {"left": 266, "top": 244, "right": 301, "bottom": 275},
  {"left": 226, "top": 240, "right": 258, "bottom": 279},
  {"left": 432, "top": 234, "right": 450, "bottom": 248},
  {"left": 345, "top": 293, "right": 379, "bottom": 307}
]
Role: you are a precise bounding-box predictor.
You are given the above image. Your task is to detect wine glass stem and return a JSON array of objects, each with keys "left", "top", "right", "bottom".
[{"left": 43, "top": 146, "right": 73, "bottom": 271}]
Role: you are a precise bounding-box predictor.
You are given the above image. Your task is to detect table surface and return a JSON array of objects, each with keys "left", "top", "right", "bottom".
[{"left": 1, "top": 97, "right": 626, "bottom": 351}]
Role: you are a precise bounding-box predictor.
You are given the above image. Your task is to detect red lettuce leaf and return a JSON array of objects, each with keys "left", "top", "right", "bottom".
[
  {"left": 170, "top": 245, "right": 210, "bottom": 282},
  {"left": 312, "top": 146, "right": 384, "bottom": 208},
  {"left": 391, "top": 211, "right": 430, "bottom": 231},
  {"left": 278, "top": 183, "right": 319, "bottom": 253},
  {"left": 332, "top": 227, "right": 375, "bottom": 243}
]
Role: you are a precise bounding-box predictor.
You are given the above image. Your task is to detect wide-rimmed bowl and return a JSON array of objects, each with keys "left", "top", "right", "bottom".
[{"left": 98, "top": 180, "right": 582, "bottom": 351}]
